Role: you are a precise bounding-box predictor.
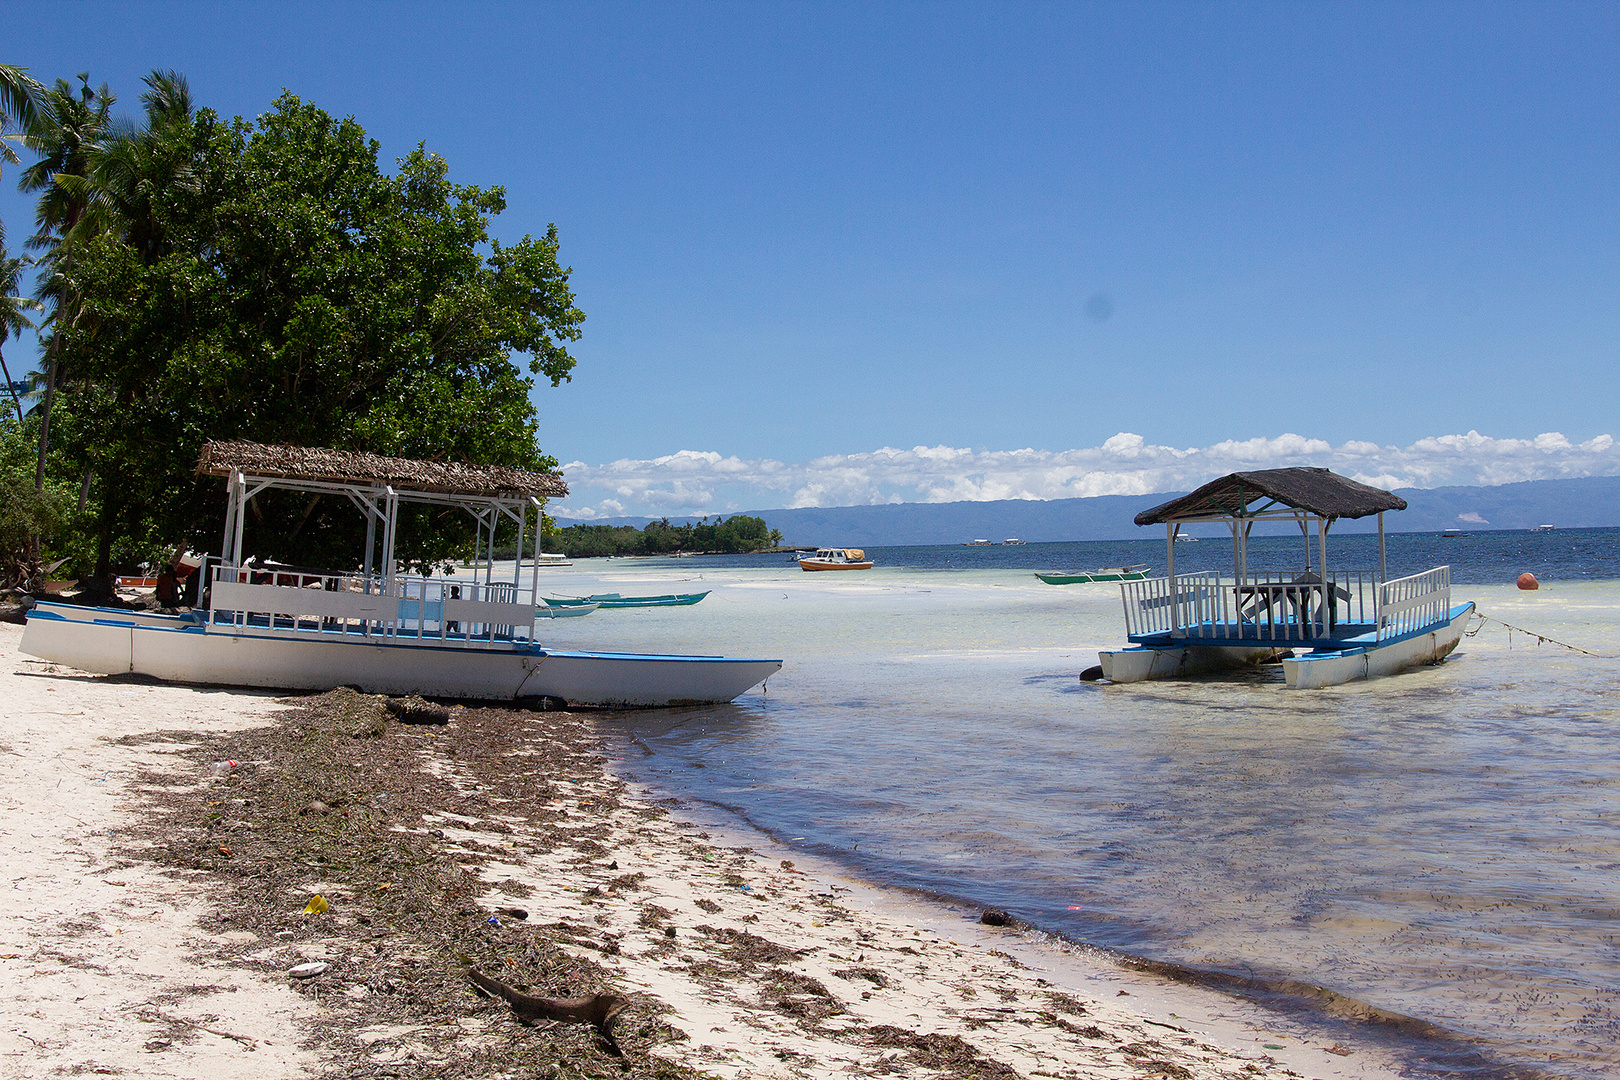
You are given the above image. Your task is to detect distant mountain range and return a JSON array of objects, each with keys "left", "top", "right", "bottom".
[{"left": 555, "top": 475, "right": 1620, "bottom": 547}]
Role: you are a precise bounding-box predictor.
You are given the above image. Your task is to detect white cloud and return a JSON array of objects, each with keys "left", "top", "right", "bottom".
[{"left": 552, "top": 430, "right": 1620, "bottom": 519}]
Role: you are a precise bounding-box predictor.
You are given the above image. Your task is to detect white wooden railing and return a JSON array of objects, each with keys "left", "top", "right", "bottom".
[
  {"left": 1121, "top": 569, "right": 1399, "bottom": 642},
  {"left": 207, "top": 565, "right": 535, "bottom": 644},
  {"left": 1376, "top": 566, "right": 1450, "bottom": 643},
  {"left": 1121, "top": 572, "right": 1223, "bottom": 637}
]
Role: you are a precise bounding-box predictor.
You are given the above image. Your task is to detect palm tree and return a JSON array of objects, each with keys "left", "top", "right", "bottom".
[
  {"left": 0, "top": 63, "right": 45, "bottom": 249},
  {"left": 78, "top": 70, "right": 196, "bottom": 261},
  {"left": 18, "top": 74, "right": 114, "bottom": 494},
  {"left": 0, "top": 245, "right": 39, "bottom": 423}
]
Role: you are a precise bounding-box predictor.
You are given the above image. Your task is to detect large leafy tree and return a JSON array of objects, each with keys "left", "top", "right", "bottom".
[{"left": 57, "top": 90, "right": 583, "bottom": 577}]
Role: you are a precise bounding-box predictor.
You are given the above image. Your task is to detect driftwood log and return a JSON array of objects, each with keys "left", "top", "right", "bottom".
[{"left": 466, "top": 967, "right": 627, "bottom": 1056}]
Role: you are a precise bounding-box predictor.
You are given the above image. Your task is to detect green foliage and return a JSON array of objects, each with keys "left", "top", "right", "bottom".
[
  {"left": 0, "top": 459, "right": 69, "bottom": 588},
  {"left": 550, "top": 515, "right": 775, "bottom": 558},
  {"left": 43, "top": 87, "right": 582, "bottom": 573}
]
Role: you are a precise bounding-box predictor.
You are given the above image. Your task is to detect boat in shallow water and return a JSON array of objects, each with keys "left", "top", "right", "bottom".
[
  {"left": 543, "top": 591, "right": 710, "bottom": 608},
  {"left": 21, "top": 442, "right": 780, "bottom": 707},
  {"left": 799, "top": 548, "right": 873, "bottom": 571},
  {"left": 1036, "top": 565, "right": 1151, "bottom": 585},
  {"left": 1096, "top": 468, "right": 1473, "bottom": 689}
]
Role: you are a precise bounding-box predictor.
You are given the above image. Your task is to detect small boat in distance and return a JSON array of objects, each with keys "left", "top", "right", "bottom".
[
  {"left": 799, "top": 547, "right": 874, "bottom": 571},
  {"left": 1036, "top": 565, "right": 1151, "bottom": 585},
  {"left": 1002, "top": 538, "right": 1027, "bottom": 545},
  {"left": 1442, "top": 528, "right": 1464, "bottom": 538},
  {"left": 1532, "top": 524, "right": 1556, "bottom": 532},
  {"left": 964, "top": 539, "right": 993, "bottom": 546},
  {"left": 544, "top": 591, "right": 709, "bottom": 608}
]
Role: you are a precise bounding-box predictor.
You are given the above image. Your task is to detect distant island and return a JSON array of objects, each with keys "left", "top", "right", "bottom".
[{"left": 554, "top": 474, "right": 1620, "bottom": 548}]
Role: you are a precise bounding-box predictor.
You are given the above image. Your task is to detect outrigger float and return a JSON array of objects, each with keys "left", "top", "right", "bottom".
[
  {"left": 1097, "top": 468, "right": 1473, "bottom": 689},
  {"left": 22, "top": 442, "right": 781, "bottom": 707}
]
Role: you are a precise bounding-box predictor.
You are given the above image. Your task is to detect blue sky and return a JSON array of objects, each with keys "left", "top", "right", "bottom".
[{"left": 6, "top": 2, "right": 1620, "bottom": 517}]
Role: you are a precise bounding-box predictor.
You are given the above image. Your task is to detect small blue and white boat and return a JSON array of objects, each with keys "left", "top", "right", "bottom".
[{"left": 1097, "top": 468, "right": 1474, "bottom": 689}]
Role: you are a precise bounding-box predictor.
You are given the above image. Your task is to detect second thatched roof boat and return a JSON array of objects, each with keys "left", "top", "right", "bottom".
[
  {"left": 1096, "top": 468, "right": 1474, "bottom": 689},
  {"left": 21, "top": 443, "right": 780, "bottom": 707}
]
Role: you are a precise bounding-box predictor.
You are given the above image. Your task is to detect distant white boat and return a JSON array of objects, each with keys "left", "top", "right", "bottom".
[
  {"left": 964, "top": 539, "right": 993, "bottom": 546},
  {"left": 1532, "top": 524, "right": 1555, "bottom": 533},
  {"left": 1002, "top": 538, "right": 1027, "bottom": 545},
  {"left": 799, "top": 547, "right": 873, "bottom": 571}
]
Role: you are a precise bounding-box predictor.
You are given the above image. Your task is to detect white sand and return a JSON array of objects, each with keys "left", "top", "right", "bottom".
[
  {"left": 0, "top": 621, "right": 317, "bottom": 1078},
  {"left": 3, "top": 617, "right": 1411, "bottom": 1078}
]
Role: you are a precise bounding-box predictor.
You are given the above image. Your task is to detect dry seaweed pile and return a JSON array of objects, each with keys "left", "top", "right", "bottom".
[{"left": 116, "top": 689, "right": 696, "bottom": 1079}]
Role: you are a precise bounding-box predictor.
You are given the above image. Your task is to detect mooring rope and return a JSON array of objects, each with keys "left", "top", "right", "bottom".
[{"left": 1466, "top": 612, "right": 1605, "bottom": 657}]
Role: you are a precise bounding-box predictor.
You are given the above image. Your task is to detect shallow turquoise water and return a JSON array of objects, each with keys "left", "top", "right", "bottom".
[{"left": 507, "top": 546, "right": 1620, "bottom": 1078}]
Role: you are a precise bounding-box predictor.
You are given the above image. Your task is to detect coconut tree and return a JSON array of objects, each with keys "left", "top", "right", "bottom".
[
  {"left": 1, "top": 63, "right": 45, "bottom": 250},
  {"left": 0, "top": 245, "right": 39, "bottom": 423},
  {"left": 76, "top": 70, "right": 196, "bottom": 261},
  {"left": 18, "top": 74, "right": 113, "bottom": 494}
]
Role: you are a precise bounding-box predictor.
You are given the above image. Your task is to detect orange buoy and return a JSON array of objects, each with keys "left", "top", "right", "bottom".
[{"left": 1517, "top": 573, "right": 1539, "bottom": 590}]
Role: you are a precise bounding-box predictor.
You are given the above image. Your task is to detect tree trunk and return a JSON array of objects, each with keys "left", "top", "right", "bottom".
[
  {"left": 86, "top": 493, "right": 117, "bottom": 603},
  {"left": 0, "top": 343, "right": 23, "bottom": 423},
  {"left": 33, "top": 349, "right": 55, "bottom": 493}
]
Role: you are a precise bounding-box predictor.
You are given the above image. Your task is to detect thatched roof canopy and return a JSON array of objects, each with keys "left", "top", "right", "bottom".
[
  {"left": 1134, "top": 468, "right": 1405, "bottom": 526},
  {"left": 197, "top": 441, "right": 568, "bottom": 499}
]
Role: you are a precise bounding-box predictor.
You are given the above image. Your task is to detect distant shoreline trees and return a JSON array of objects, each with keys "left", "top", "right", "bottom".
[{"left": 545, "top": 515, "right": 779, "bottom": 558}]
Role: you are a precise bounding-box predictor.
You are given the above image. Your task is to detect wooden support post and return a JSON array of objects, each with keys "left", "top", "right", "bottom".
[
  {"left": 220, "top": 471, "right": 238, "bottom": 568},
  {"left": 362, "top": 495, "right": 377, "bottom": 591},
  {"left": 381, "top": 487, "right": 399, "bottom": 633},
  {"left": 1377, "top": 511, "right": 1387, "bottom": 583},
  {"left": 1317, "top": 515, "right": 1329, "bottom": 636},
  {"left": 1166, "top": 522, "right": 1178, "bottom": 633},
  {"left": 231, "top": 472, "right": 247, "bottom": 572}
]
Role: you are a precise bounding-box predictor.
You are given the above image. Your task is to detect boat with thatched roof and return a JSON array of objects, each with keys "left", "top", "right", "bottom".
[
  {"left": 21, "top": 442, "right": 781, "bottom": 707},
  {"left": 1096, "top": 468, "right": 1474, "bottom": 689}
]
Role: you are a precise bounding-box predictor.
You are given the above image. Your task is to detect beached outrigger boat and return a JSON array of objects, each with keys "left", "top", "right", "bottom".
[
  {"left": 21, "top": 443, "right": 781, "bottom": 707},
  {"left": 1036, "top": 565, "right": 1151, "bottom": 585},
  {"left": 1096, "top": 468, "right": 1474, "bottom": 689}
]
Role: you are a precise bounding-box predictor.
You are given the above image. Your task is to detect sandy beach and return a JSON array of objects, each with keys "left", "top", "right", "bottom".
[{"left": 0, "top": 617, "right": 1412, "bottom": 1079}]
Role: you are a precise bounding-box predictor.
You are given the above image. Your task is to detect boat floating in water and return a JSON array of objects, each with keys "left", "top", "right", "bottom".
[
  {"left": 1096, "top": 468, "right": 1473, "bottom": 689},
  {"left": 22, "top": 442, "right": 780, "bottom": 707},
  {"left": 1036, "top": 565, "right": 1151, "bottom": 585},
  {"left": 799, "top": 548, "right": 873, "bottom": 571},
  {"left": 543, "top": 591, "right": 710, "bottom": 608}
]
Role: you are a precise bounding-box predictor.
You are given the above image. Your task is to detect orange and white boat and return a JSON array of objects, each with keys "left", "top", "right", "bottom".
[{"left": 798, "top": 547, "right": 873, "bottom": 571}]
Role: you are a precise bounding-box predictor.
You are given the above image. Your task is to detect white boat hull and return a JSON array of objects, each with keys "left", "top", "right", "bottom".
[
  {"left": 21, "top": 604, "right": 780, "bottom": 708},
  {"left": 1281, "top": 603, "right": 1473, "bottom": 689},
  {"left": 1098, "top": 643, "right": 1285, "bottom": 682},
  {"left": 1096, "top": 603, "right": 1474, "bottom": 689}
]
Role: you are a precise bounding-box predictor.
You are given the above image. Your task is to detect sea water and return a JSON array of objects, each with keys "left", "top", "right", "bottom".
[{"left": 506, "top": 530, "right": 1620, "bottom": 1078}]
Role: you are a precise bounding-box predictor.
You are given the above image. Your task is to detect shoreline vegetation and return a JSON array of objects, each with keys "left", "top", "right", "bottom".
[
  {"left": 536, "top": 515, "right": 785, "bottom": 559},
  {"left": 2, "top": 621, "right": 1411, "bottom": 1080}
]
